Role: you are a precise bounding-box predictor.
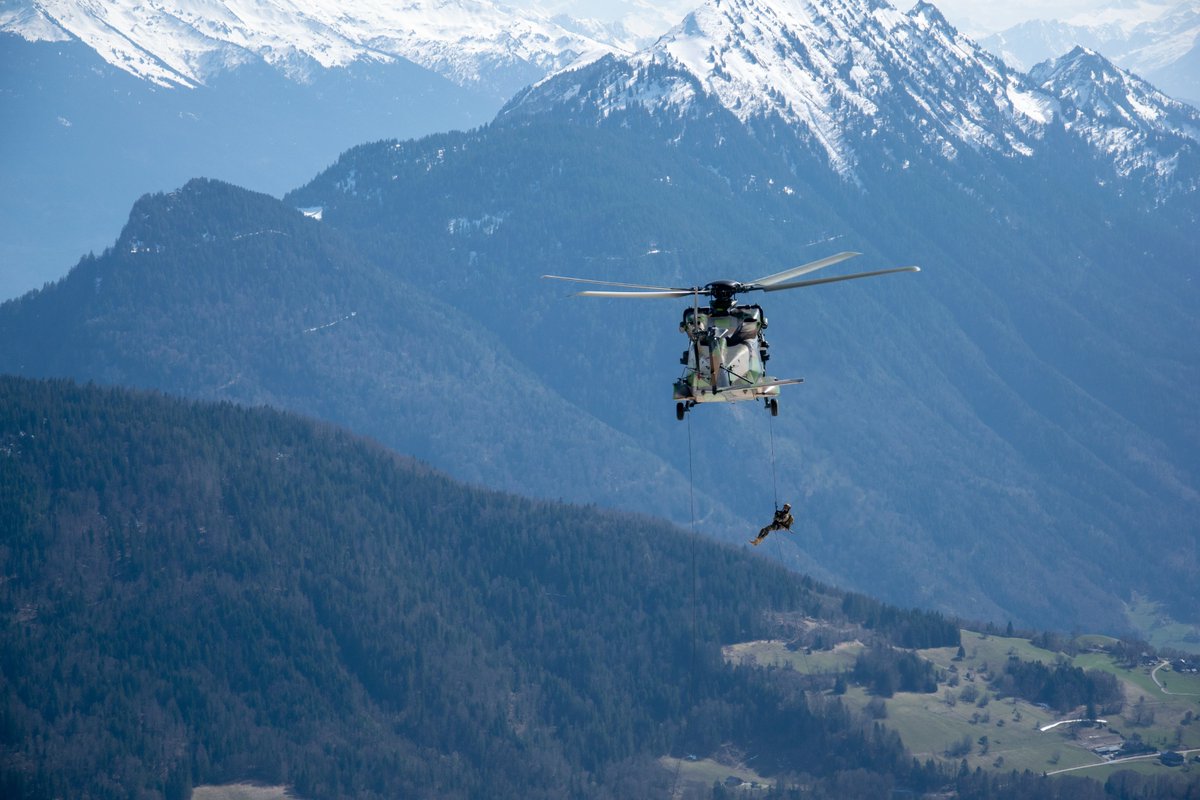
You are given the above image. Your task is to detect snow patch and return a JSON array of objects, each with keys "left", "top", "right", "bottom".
[
  {"left": 447, "top": 213, "right": 506, "bottom": 236},
  {"left": 1007, "top": 83, "right": 1056, "bottom": 124}
]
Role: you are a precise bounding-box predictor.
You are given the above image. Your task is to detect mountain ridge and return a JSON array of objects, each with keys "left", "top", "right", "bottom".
[
  {"left": 1032, "top": 45, "right": 1200, "bottom": 197},
  {"left": 509, "top": 0, "right": 1046, "bottom": 179},
  {"left": 0, "top": 177, "right": 705, "bottom": 527},
  {"left": 0, "top": 0, "right": 636, "bottom": 97},
  {"left": 508, "top": 0, "right": 1200, "bottom": 197}
]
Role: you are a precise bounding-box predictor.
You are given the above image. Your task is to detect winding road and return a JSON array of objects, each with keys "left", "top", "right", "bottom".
[
  {"left": 1047, "top": 748, "right": 1200, "bottom": 776},
  {"left": 1151, "top": 660, "right": 1200, "bottom": 697}
]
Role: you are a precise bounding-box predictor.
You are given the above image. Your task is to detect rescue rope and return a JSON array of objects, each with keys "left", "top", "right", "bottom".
[
  {"left": 686, "top": 411, "right": 698, "bottom": 701},
  {"left": 763, "top": 410, "right": 795, "bottom": 584},
  {"left": 666, "top": 411, "right": 701, "bottom": 800},
  {"left": 764, "top": 413, "right": 807, "bottom": 675},
  {"left": 767, "top": 409, "right": 780, "bottom": 511},
  {"left": 768, "top": 411, "right": 787, "bottom": 571}
]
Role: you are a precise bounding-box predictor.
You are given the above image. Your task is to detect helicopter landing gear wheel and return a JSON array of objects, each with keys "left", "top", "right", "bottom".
[
  {"left": 676, "top": 402, "right": 686, "bottom": 421},
  {"left": 767, "top": 398, "right": 778, "bottom": 416}
]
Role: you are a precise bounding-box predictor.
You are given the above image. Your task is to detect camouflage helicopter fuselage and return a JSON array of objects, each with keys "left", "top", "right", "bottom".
[{"left": 675, "top": 301, "right": 785, "bottom": 403}]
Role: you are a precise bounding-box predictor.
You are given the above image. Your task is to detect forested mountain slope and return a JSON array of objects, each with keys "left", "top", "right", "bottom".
[
  {"left": 0, "top": 375, "right": 965, "bottom": 799},
  {"left": 0, "top": 178, "right": 696, "bottom": 525}
]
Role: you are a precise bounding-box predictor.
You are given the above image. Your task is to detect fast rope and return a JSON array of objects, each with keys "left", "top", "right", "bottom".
[
  {"left": 667, "top": 411, "right": 701, "bottom": 799},
  {"left": 686, "top": 410, "right": 698, "bottom": 702},
  {"left": 767, "top": 406, "right": 780, "bottom": 511},
  {"left": 763, "top": 410, "right": 809, "bottom": 674},
  {"left": 764, "top": 408, "right": 792, "bottom": 576}
]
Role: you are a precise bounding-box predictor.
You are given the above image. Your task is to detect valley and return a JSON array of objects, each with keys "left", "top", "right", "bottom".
[
  {"left": 2, "top": 0, "right": 1199, "bottom": 796},
  {"left": 727, "top": 628, "right": 1200, "bottom": 780}
]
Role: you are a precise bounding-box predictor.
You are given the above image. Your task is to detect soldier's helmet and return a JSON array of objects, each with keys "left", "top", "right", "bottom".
[{"left": 782, "top": 503, "right": 791, "bottom": 511}]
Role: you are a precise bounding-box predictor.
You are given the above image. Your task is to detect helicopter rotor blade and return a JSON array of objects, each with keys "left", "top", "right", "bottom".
[
  {"left": 759, "top": 265, "right": 921, "bottom": 292},
  {"left": 746, "top": 251, "right": 862, "bottom": 288},
  {"left": 575, "top": 289, "right": 700, "bottom": 298},
  {"left": 542, "top": 274, "right": 688, "bottom": 292}
]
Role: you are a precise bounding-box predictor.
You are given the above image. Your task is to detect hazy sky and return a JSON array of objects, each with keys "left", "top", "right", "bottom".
[
  {"left": 926, "top": 0, "right": 1169, "bottom": 35},
  {"left": 523, "top": 0, "right": 1173, "bottom": 37}
]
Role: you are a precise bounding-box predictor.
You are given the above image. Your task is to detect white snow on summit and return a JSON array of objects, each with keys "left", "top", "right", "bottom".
[
  {"left": 0, "top": 2, "right": 68, "bottom": 42},
  {"left": 1032, "top": 45, "right": 1200, "bottom": 192},
  {"left": 516, "top": 0, "right": 1055, "bottom": 177},
  {"left": 508, "top": 0, "right": 1198, "bottom": 197},
  {"left": 1, "top": 0, "right": 631, "bottom": 90}
]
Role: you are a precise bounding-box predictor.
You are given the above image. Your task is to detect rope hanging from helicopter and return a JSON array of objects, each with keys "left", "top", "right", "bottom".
[
  {"left": 686, "top": 410, "right": 698, "bottom": 702},
  {"left": 663, "top": 408, "right": 699, "bottom": 798},
  {"left": 767, "top": 408, "right": 780, "bottom": 512},
  {"left": 761, "top": 410, "right": 811, "bottom": 675}
]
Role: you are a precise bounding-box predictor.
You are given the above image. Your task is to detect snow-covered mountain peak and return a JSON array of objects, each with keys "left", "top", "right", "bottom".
[
  {"left": 1033, "top": 45, "right": 1193, "bottom": 131},
  {"left": 0, "top": 2, "right": 68, "bottom": 42},
  {"left": 1, "top": 0, "right": 630, "bottom": 93},
  {"left": 503, "top": 0, "right": 1198, "bottom": 198},
  {"left": 907, "top": 0, "right": 953, "bottom": 31},
  {"left": 1032, "top": 46, "right": 1200, "bottom": 193},
  {"left": 510, "top": 0, "right": 1052, "bottom": 177},
  {"left": 1038, "top": 45, "right": 1128, "bottom": 85}
]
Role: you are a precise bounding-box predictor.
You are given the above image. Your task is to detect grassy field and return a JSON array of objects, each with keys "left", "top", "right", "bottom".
[
  {"left": 1075, "top": 634, "right": 1122, "bottom": 650},
  {"left": 1125, "top": 595, "right": 1200, "bottom": 654},
  {"left": 922, "top": 630, "right": 1059, "bottom": 673},
  {"left": 1155, "top": 668, "right": 1200, "bottom": 698},
  {"left": 1070, "top": 653, "right": 1200, "bottom": 752},
  {"left": 719, "top": 625, "right": 1200, "bottom": 790},
  {"left": 722, "top": 639, "right": 863, "bottom": 675},
  {"left": 1073, "top": 653, "right": 1161, "bottom": 696},
  {"left": 660, "top": 755, "right": 773, "bottom": 795},
  {"left": 838, "top": 684, "right": 1097, "bottom": 774}
]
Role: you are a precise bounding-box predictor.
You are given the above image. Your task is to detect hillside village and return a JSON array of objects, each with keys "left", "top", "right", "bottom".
[{"left": 695, "top": 624, "right": 1200, "bottom": 792}]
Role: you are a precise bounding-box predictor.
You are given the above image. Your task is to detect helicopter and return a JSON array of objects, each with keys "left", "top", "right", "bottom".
[{"left": 544, "top": 252, "right": 919, "bottom": 420}]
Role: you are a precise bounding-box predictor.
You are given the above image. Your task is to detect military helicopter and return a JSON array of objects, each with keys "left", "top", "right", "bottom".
[{"left": 544, "top": 252, "right": 918, "bottom": 420}]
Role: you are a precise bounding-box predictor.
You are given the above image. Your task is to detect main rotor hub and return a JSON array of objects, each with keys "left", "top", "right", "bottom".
[{"left": 706, "top": 280, "right": 743, "bottom": 308}]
